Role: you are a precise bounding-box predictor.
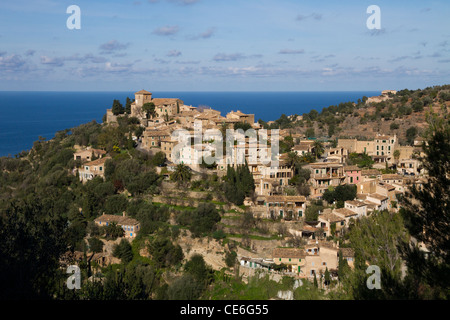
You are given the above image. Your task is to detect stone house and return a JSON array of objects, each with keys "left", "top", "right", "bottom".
[
  {"left": 344, "top": 165, "right": 362, "bottom": 185},
  {"left": 78, "top": 156, "right": 111, "bottom": 183},
  {"left": 74, "top": 148, "right": 106, "bottom": 163},
  {"left": 302, "top": 241, "right": 339, "bottom": 278},
  {"left": 318, "top": 212, "right": 346, "bottom": 238},
  {"left": 142, "top": 129, "right": 171, "bottom": 148},
  {"left": 94, "top": 212, "right": 140, "bottom": 239},
  {"left": 272, "top": 248, "right": 306, "bottom": 274},
  {"left": 344, "top": 200, "right": 367, "bottom": 218},
  {"left": 309, "top": 162, "right": 345, "bottom": 198},
  {"left": 262, "top": 195, "right": 307, "bottom": 220},
  {"left": 226, "top": 110, "right": 255, "bottom": 125}
]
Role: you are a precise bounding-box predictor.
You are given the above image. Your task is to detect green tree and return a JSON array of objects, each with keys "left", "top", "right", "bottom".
[
  {"left": 171, "top": 164, "right": 192, "bottom": 186},
  {"left": 104, "top": 194, "right": 128, "bottom": 215},
  {"left": 406, "top": 126, "right": 418, "bottom": 145},
  {"left": 190, "top": 203, "right": 221, "bottom": 237},
  {"left": 234, "top": 122, "right": 252, "bottom": 131},
  {"left": 399, "top": 110, "right": 450, "bottom": 299},
  {"left": 313, "top": 140, "right": 325, "bottom": 159},
  {"left": 225, "top": 250, "right": 238, "bottom": 268},
  {"left": 125, "top": 97, "right": 132, "bottom": 114},
  {"left": 223, "top": 164, "right": 255, "bottom": 205},
  {"left": 147, "top": 237, "right": 184, "bottom": 269},
  {"left": 280, "top": 135, "right": 294, "bottom": 153},
  {"left": 390, "top": 122, "right": 400, "bottom": 130},
  {"left": 112, "top": 238, "right": 133, "bottom": 264},
  {"left": 346, "top": 210, "right": 409, "bottom": 299},
  {"left": 324, "top": 267, "right": 331, "bottom": 286},
  {"left": 103, "top": 222, "right": 125, "bottom": 240},
  {"left": 112, "top": 99, "right": 124, "bottom": 115},
  {"left": 322, "top": 185, "right": 357, "bottom": 206},
  {"left": 88, "top": 237, "right": 104, "bottom": 253},
  {"left": 167, "top": 274, "right": 204, "bottom": 300},
  {"left": 0, "top": 199, "right": 68, "bottom": 299},
  {"left": 305, "top": 128, "right": 315, "bottom": 139},
  {"left": 304, "top": 203, "right": 323, "bottom": 222},
  {"left": 151, "top": 151, "right": 166, "bottom": 167},
  {"left": 142, "top": 102, "right": 156, "bottom": 119},
  {"left": 184, "top": 254, "right": 214, "bottom": 286}
]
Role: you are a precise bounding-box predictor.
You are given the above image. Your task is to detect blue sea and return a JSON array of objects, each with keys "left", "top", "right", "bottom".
[{"left": 0, "top": 91, "right": 379, "bottom": 157}]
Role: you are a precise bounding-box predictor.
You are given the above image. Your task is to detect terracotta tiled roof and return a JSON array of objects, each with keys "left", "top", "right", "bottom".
[
  {"left": 144, "top": 129, "right": 170, "bottom": 137},
  {"left": 368, "top": 193, "right": 388, "bottom": 201},
  {"left": 273, "top": 248, "right": 306, "bottom": 259},
  {"left": 382, "top": 174, "right": 403, "bottom": 180},
  {"left": 362, "top": 169, "right": 381, "bottom": 176},
  {"left": 135, "top": 89, "right": 151, "bottom": 94},
  {"left": 265, "top": 195, "right": 306, "bottom": 203},
  {"left": 345, "top": 200, "right": 366, "bottom": 207},
  {"left": 319, "top": 213, "right": 345, "bottom": 223},
  {"left": 344, "top": 166, "right": 361, "bottom": 171},
  {"left": 95, "top": 214, "right": 139, "bottom": 226},
  {"left": 152, "top": 98, "right": 183, "bottom": 105},
  {"left": 333, "top": 208, "right": 358, "bottom": 217},
  {"left": 84, "top": 156, "right": 111, "bottom": 167}
]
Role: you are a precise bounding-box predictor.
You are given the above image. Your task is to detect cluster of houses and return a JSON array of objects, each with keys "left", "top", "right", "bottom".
[
  {"left": 69, "top": 89, "right": 428, "bottom": 278},
  {"left": 240, "top": 240, "right": 355, "bottom": 280}
]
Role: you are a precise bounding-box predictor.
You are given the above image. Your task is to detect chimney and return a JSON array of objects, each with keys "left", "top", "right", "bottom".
[{"left": 123, "top": 211, "right": 126, "bottom": 217}]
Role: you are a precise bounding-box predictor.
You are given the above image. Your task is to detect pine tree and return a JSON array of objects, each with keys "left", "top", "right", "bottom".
[
  {"left": 324, "top": 267, "right": 331, "bottom": 286},
  {"left": 399, "top": 109, "right": 450, "bottom": 299}
]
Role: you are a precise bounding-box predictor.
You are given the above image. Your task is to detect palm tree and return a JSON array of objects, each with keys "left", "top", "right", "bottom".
[
  {"left": 313, "top": 141, "right": 325, "bottom": 159},
  {"left": 171, "top": 163, "right": 192, "bottom": 185},
  {"left": 286, "top": 151, "right": 301, "bottom": 168}
]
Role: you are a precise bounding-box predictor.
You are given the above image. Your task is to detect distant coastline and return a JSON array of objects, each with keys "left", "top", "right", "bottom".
[{"left": 0, "top": 91, "right": 379, "bottom": 157}]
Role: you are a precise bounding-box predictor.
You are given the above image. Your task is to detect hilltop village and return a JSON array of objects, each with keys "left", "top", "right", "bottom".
[
  {"left": 1, "top": 84, "right": 448, "bottom": 300},
  {"left": 70, "top": 88, "right": 437, "bottom": 283}
]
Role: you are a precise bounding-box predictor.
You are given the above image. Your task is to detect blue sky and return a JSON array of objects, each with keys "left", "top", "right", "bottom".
[{"left": 0, "top": 0, "right": 449, "bottom": 91}]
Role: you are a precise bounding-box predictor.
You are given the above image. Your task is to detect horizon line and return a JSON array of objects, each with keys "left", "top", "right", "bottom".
[{"left": 0, "top": 89, "right": 383, "bottom": 93}]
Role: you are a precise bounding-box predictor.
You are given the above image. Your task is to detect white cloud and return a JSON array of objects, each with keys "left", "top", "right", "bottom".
[{"left": 153, "top": 25, "right": 180, "bottom": 36}]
